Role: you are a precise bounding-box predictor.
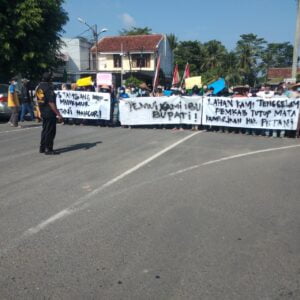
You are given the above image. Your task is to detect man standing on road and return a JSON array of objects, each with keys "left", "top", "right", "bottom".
[{"left": 36, "top": 72, "right": 63, "bottom": 155}]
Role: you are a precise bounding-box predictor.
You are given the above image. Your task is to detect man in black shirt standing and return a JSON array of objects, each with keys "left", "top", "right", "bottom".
[{"left": 36, "top": 72, "right": 63, "bottom": 155}]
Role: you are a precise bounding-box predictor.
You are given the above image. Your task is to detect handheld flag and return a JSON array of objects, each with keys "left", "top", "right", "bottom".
[
  {"left": 181, "top": 62, "right": 190, "bottom": 87},
  {"left": 152, "top": 55, "right": 161, "bottom": 92},
  {"left": 172, "top": 64, "right": 180, "bottom": 86},
  {"left": 183, "top": 63, "right": 190, "bottom": 79}
]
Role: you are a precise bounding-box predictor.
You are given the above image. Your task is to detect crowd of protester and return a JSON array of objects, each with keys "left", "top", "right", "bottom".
[
  {"left": 7, "top": 77, "right": 300, "bottom": 138},
  {"left": 114, "top": 82, "right": 300, "bottom": 137}
]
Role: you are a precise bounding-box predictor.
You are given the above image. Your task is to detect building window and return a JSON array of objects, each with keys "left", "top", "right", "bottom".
[
  {"left": 131, "top": 54, "right": 150, "bottom": 68},
  {"left": 114, "top": 54, "right": 122, "bottom": 68}
]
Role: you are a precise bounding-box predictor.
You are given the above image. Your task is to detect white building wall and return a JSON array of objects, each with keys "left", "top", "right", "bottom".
[
  {"left": 61, "top": 38, "right": 92, "bottom": 79},
  {"left": 79, "top": 40, "right": 92, "bottom": 71},
  {"left": 98, "top": 53, "right": 156, "bottom": 72}
]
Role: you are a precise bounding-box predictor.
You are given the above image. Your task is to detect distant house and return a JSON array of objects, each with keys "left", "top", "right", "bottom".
[
  {"left": 91, "top": 34, "right": 173, "bottom": 86},
  {"left": 267, "top": 67, "right": 300, "bottom": 85}
]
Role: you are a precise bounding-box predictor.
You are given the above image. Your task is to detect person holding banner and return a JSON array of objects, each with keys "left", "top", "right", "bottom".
[{"left": 36, "top": 72, "right": 63, "bottom": 155}]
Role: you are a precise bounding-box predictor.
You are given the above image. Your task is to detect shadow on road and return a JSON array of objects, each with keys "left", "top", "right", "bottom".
[{"left": 56, "top": 141, "right": 102, "bottom": 154}]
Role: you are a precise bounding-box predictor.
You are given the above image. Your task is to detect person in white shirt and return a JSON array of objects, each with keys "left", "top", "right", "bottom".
[
  {"left": 256, "top": 85, "right": 274, "bottom": 99},
  {"left": 256, "top": 85, "right": 275, "bottom": 137}
]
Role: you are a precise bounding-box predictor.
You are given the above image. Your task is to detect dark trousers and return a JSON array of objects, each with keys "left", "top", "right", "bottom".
[
  {"left": 9, "top": 107, "right": 19, "bottom": 126},
  {"left": 40, "top": 117, "right": 56, "bottom": 151}
]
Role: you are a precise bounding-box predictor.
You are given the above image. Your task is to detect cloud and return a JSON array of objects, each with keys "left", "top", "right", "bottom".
[{"left": 121, "top": 13, "right": 136, "bottom": 28}]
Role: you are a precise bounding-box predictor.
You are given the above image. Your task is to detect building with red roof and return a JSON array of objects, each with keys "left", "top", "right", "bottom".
[
  {"left": 91, "top": 34, "right": 173, "bottom": 86},
  {"left": 267, "top": 67, "right": 300, "bottom": 84}
]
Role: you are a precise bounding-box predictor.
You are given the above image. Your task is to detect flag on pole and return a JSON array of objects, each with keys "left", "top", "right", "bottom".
[
  {"left": 152, "top": 55, "right": 161, "bottom": 92},
  {"left": 182, "top": 62, "right": 190, "bottom": 80},
  {"left": 172, "top": 64, "right": 180, "bottom": 86},
  {"left": 180, "top": 62, "right": 190, "bottom": 88}
]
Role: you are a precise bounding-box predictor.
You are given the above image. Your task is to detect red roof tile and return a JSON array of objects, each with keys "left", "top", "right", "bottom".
[
  {"left": 267, "top": 68, "right": 300, "bottom": 78},
  {"left": 91, "top": 34, "right": 163, "bottom": 53}
]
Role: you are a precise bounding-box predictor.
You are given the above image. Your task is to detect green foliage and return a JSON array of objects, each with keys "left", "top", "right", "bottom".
[
  {"left": 174, "top": 40, "right": 205, "bottom": 76},
  {"left": 119, "top": 27, "right": 152, "bottom": 36},
  {"left": 202, "top": 40, "right": 227, "bottom": 70},
  {"left": 174, "top": 40, "right": 228, "bottom": 85},
  {"left": 173, "top": 32, "right": 294, "bottom": 87},
  {"left": 125, "top": 76, "right": 143, "bottom": 87},
  {"left": 167, "top": 33, "right": 178, "bottom": 51},
  {"left": 235, "top": 34, "right": 267, "bottom": 86},
  {"left": 0, "top": 0, "right": 68, "bottom": 82},
  {"left": 262, "top": 42, "right": 293, "bottom": 68},
  {"left": 222, "top": 52, "right": 242, "bottom": 87}
]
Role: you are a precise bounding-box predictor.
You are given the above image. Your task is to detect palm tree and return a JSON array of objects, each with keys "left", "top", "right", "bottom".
[
  {"left": 222, "top": 52, "right": 242, "bottom": 86},
  {"left": 235, "top": 34, "right": 266, "bottom": 85},
  {"left": 201, "top": 40, "right": 227, "bottom": 71},
  {"left": 167, "top": 33, "right": 178, "bottom": 51}
]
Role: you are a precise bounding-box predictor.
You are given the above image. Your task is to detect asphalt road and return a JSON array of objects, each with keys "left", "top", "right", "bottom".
[{"left": 0, "top": 121, "right": 299, "bottom": 300}]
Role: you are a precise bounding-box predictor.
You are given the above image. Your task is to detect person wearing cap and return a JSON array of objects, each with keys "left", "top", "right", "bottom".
[
  {"left": 36, "top": 72, "right": 63, "bottom": 155},
  {"left": 7, "top": 77, "right": 20, "bottom": 127},
  {"left": 20, "top": 78, "right": 35, "bottom": 122}
]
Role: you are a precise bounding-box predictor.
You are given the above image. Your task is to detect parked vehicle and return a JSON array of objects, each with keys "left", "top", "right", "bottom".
[{"left": 0, "top": 84, "right": 11, "bottom": 119}]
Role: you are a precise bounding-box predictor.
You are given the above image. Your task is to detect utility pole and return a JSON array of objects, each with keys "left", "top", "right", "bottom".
[
  {"left": 121, "top": 43, "right": 123, "bottom": 86},
  {"left": 93, "top": 24, "right": 98, "bottom": 72},
  {"left": 78, "top": 18, "right": 107, "bottom": 73},
  {"left": 292, "top": 0, "right": 300, "bottom": 80}
]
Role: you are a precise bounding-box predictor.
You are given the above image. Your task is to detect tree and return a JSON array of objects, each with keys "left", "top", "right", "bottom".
[
  {"left": 174, "top": 41, "right": 205, "bottom": 76},
  {"left": 235, "top": 33, "right": 267, "bottom": 86},
  {"left": 174, "top": 39, "right": 229, "bottom": 84},
  {"left": 261, "top": 42, "right": 293, "bottom": 81},
  {"left": 262, "top": 42, "right": 293, "bottom": 68},
  {"left": 222, "top": 52, "right": 243, "bottom": 86},
  {"left": 125, "top": 76, "right": 142, "bottom": 87},
  {"left": 167, "top": 33, "right": 178, "bottom": 51},
  {"left": 202, "top": 40, "right": 227, "bottom": 71},
  {"left": 0, "top": 0, "right": 68, "bottom": 82},
  {"left": 119, "top": 26, "right": 152, "bottom": 36}
]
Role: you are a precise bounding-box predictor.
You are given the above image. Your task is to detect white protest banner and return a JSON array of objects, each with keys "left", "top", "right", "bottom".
[
  {"left": 119, "top": 96, "right": 202, "bottom": 125},
  {"left": 56, "top": 91, "right": 111, "bottom": 120},
  {"left": 202, "top": 97, "right": 300, "bottom": 130}
]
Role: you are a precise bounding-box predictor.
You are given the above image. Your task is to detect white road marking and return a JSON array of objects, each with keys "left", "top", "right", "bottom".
[
  {"left": 23, "top": 209, "right": 73, "bottom": 237},
  {"left": 21, "top": 131, "right": 201, "bottom": 238},
  {"left": 1, "top": 136, "right": 299, "bottom": 256},
  {"left": 169, "top": 144, "right": 300, "bottom": 177}
]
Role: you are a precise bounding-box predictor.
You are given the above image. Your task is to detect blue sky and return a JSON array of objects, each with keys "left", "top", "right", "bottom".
[{"left": 62, "top": 0, "right": 297, "bottom": 50}]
